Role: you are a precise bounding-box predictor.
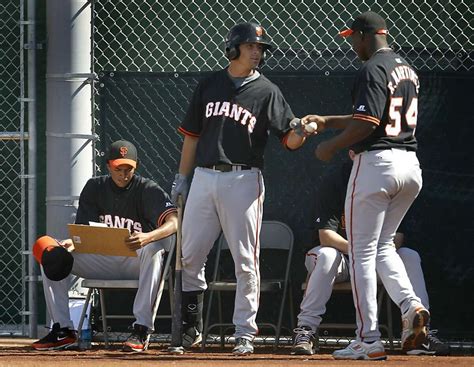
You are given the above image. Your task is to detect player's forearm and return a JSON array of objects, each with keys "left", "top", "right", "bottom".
[
  {"left": 327, "top": 119, "right": 376, "bottom": 150},
  {"left": 324, "top": 115, "right": 353, "bottom": 129},
  {"left": 178, "top": 135, "right": 199, "bottom": 176},
  {"left": 145, "top": 213, "right": 178, "bottom": 245},
  {"left": 286, "top": 130, "right": 306, "bottom": 150},
  {"left": 319, "top": 229, "right": 349, "bottom": 254},
  {"left": 394, "top": 232, "right": 404, "bottom": 250}
]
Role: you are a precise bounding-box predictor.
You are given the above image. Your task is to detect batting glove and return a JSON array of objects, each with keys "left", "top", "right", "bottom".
[{"left": 171, "top": 173, "right": 189, "bottom": 204}]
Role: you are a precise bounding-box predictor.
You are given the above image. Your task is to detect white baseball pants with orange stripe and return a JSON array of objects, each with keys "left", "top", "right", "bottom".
[
  {"left": 41, "top": 238, "right": 170, "bottom": 332},
  {"left": 297, "top": 246, "right": 349, "bottom": 330},
  {"left": 297, "top": 246, "right": 429, "bottom": 331},
  {"left": 181, "top": 167, "right": 264, "bottom": 340},
  {"left": 346, "top": 148, "right": 423, "bottom": 342}
]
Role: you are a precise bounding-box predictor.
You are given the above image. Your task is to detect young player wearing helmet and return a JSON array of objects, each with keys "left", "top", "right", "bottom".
[{"left": 171, "top": 22, "right": 314, "bottom": 355}]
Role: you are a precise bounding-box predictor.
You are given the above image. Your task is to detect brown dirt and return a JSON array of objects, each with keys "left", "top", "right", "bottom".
[{"left": 0, "top": 339, "right": 473, "bottom": 367}]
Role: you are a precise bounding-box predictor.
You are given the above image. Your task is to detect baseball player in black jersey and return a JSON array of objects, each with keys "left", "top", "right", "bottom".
[
  {"left": 171, "top": 22, "right": 312, "bottom": 355},
  {"left": 302, "top": 11, "right": 429, "bottom": 359},
  {"left": 291, "top": 155, "right": 449, "bottom": 356},
  {"left": 32, "top": 140, "right": 177, "bottom": 352}
]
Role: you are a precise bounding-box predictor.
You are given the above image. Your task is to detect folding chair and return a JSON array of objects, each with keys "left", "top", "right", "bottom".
[
  {"left": 202, "top": 220, "right": 294, "bottom": 349},
  {"left": 77, "top": 235, "right": 176, "bottom": 348},
  {"left": 301, "top": 280, "right": 394, "bottom": 350}
]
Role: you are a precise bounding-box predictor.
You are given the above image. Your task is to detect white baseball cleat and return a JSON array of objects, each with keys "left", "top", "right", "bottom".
[
  {"left": 232, "top": 337, "right": 254, "bottom": 355},
  {"left": 401, "top": 303, "right": 430, "bottom": 353},
  {"left": 332, "top": 340, "right": 387, "bottom": 360}
]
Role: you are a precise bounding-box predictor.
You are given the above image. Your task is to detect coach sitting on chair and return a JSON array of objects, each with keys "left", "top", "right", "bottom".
[{"left": 32, "top": 140, "right": 177, "bottom": 353}]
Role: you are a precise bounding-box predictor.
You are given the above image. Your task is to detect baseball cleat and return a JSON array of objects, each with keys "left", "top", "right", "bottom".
[
  {"left": 332, "top": 340, "right": 387, "bottom": 360},
  {"left": 406, "top": 329, "right": 450, "bottom": 356},
  {"left": 167, "top": 346, "right": 185, "bottom": 354},
  {"left": 182, "top": 326, "right": 202, "bottom": 348},
  {"left": 232, "top": 337, "right": 254, "bottom": 355},
  {"left": 32, "top": 323, "right": 77, "bottom": 351},
  {"left": 291, "top": 326, "right": 315, "bottom": 355},
  {"left": 401, "top": 304, "right": 430, "bottom": 352},
  {"left": 123, "top": 324, "right": 150, "bottom": 352}
]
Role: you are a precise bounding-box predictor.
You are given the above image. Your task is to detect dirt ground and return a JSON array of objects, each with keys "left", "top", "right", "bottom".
[{"left": 1, "top": 339, "right": 474, "bottom": 367}]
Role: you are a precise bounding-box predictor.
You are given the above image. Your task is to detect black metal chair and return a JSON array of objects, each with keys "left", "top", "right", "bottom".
[
  {"left": 77, "top": 236, "right": 175, "bottom": 348},
  {"left": 202, "top": 220, "right": 295, "bottom": 349}
]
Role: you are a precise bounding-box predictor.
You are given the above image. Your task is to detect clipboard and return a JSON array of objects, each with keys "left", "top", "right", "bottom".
[{"left": 68, "top": 224, "right": 137, "bottom": 257}]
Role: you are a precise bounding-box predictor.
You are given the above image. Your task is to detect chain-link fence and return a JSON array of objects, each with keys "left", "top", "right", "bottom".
[
  {"left": 93, "top": 0, "right": 473, "bottom": 73},
  {"left": 2, "top": 0, "right": 473, "bottom": 343},
  {"left": 91, "top": 0, "right": 474, "bottom": 347},
  {"left": 1, "top": 0, "right": 27, "bottom": 335}
]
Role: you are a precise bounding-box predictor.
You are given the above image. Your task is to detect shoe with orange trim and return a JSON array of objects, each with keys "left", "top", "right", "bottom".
[
  {"left": 401, "top": 303, "right": 430, "bottom": 352},
  {"left": 32, "top": 323, "right": 77, "bottom": 351},
  {"left": 123, "top": 324, "right": 150, "bottom": 352},
  {"left": 332, "top": 340, "right": 387, "bottom": 360}
]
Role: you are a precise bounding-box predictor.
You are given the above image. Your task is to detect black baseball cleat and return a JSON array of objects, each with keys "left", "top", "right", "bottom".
[
  {"left": 123, "top": 324, "right": 150, "bottom": 352},
  {"left": 32, "top": 323, "right": 77, "bottom": 351},
  {"left": 406, "top": 329, "right": 450, "bottom": 356},
  {"left": 182, "top": 325, "right": 202, "bottom": 348}
]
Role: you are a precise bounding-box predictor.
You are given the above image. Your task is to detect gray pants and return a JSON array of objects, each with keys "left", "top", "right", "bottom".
[
  {"left": 41, "top": 237, "right": 171, "bottom": 332},
  {"left": 181, "top": 167, "right": 265, "bottom": 340}
]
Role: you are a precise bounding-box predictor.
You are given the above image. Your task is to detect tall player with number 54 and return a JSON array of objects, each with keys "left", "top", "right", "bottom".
[{"left": 302, "top": 11, "right": 428, "bottom": 360}]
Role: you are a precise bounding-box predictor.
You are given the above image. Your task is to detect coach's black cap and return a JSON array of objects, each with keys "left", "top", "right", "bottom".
[
  {"left": 339, "top": 11, "right": 388, "bottom": 37},
  {"left": 33, "top": 236, "right": 74, "bottom": 281},
  {"left": 107, "top": 140, "right": 138, "bottom": 169}
]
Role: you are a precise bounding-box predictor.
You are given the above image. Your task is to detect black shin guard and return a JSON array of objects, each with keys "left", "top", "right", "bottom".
[{"left": 182, "top": 290, "right": 204, "bottom": 332}]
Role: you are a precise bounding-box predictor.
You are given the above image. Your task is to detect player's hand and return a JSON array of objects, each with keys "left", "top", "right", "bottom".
[
  {"left": 315, "top": 140, "right": 338, "bottom": 161},
  {"left": 125, "top": 232, "right": 150, "bottom": 251},
  {"left": 60, "top": 238, "right": 75, "bottom": 252},
  {"left": 301, "top": 115, "right": 327, "bottom": 132},
  {"left": 171, "top": 173, "right": 189, "bottom": 204}
]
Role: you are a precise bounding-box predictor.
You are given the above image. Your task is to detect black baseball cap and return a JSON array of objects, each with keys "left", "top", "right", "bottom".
[
  {"left": 107, "top": 140, "right": 138, "bottom": 169},
  {"left": 33, "top": 236, "right": 74, "bottom": 281},
  {"left": 339, "top": 11, "right": 388, "bottom": 37},
  {"left": 42, "top": 246, "right": 74, "bottom": 281}
]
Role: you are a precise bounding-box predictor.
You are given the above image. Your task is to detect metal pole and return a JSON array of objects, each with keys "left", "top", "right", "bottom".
[
  {"left": 19, "top": 0, "right": 27, "bottom": 337},
  {"left": 27, "top": 0, "right": 38, "bottom": 339},
  {"left": 46, "top": 0, "right": 94, "bottom": 239}
]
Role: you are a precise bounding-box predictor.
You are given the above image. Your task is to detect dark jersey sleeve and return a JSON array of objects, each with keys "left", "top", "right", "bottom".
[
  {"left": 141, "top": 179, "right": 177, "bottom": 228},
  {"left": 266, "top": 86, "right": 294, "bottom": 140},
  {"left": 314, "top": 170, "right": 344, "bottom": 233},
  {"left": 75, "top": 178, "right": 100, "bottom": 224},
  {"left": 178, "top": 79, "right": 204, "bottom": 137},
  {"left": 352, "top": 74, "right": 387, "bottom": 125},
  {"left": 304, "top": 174, "right": 342, "bottom": 251}
]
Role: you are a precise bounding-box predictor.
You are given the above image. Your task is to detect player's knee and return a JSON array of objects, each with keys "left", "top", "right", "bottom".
[
  {"left": 140, "top": 241, "right": 165, "bottom": 259},
  {"left": 397, "top": 246, "right": 421, "bottom": 264},
  {"left": 313, "top": 246, "right": 340, "bottom": 272},
  {"left": 317, "top": 246, "right": 339, "bottom": 262}
]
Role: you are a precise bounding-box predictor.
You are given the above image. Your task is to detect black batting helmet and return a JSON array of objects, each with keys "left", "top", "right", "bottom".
[{"left": 224, "top": 22, "right": 273, "bottom": 63}]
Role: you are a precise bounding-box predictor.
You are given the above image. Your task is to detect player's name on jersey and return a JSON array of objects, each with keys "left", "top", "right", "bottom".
[{"left": 388, "top": 64, "right": 419, "bottom": 94}]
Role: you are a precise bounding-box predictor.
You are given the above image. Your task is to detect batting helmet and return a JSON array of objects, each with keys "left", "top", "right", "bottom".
[{"left": 225, "top": 22, "right": 273, "bottom": 63}]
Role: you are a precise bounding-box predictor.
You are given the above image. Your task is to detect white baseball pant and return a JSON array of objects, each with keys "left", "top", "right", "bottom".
[
  {"left": 181, "top": 167, "right": 264, "bottom": 340},
  {"left": 41, "top": 237, "right": 171, "bottom": 332},
  {"left": 346, "top": 148, "right": 423, "bottom": 342}
]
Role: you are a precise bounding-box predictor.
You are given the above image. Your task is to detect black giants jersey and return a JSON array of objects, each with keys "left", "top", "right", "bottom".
[
  {"left": 75, "top": 175, "right": 176, "bottom": 233},
  {"left": 178, "top": 68, "right": 294, "bottom": 169},
  {"left": 350, "top": 49, "right": 419, "bottom": 153},
  {"left": 306, "top": 160, "right": 352, "bottom": 250}
]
